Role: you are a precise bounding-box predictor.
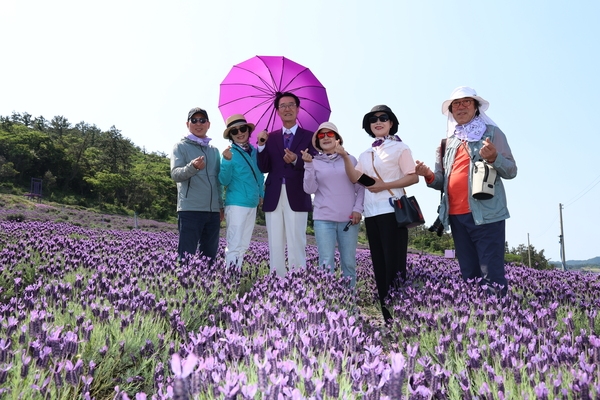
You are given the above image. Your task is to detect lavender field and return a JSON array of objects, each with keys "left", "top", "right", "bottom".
[{"left": 1, "top": 201, "right": 599, "bottom": 399}]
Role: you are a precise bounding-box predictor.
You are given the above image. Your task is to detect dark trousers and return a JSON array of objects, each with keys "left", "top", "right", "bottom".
[
  {"left": 177, "top": 211, "right": 221, "bottom": 261},
  {"left": 449, "top": 213, "right": 507, "bottom": 291},
  {"left": 365, "top": 212, "right": 408, "bottom": 322}
]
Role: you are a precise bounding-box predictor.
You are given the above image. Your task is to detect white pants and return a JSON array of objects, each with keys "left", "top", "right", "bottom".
[
  {"left": 265, "top": 185, "right": 307, "bottom": 277},
  {"left": 224, "top": 205, "right": 257, "bottom": 270}
]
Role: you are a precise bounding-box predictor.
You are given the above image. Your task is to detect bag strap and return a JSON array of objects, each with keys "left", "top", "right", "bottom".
[
  {"left": 232, "top": 146, "right": 259, "bottom": 184},
  {"left": 439, "top": 138, "right": 447, "bottom": 199},
  {"left": 371, "top": 152, "right": 396, "bottom": 197}
]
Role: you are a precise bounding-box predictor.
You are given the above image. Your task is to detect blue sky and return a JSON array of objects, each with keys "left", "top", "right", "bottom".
[{"left": 1, "top": 0, "right": 598, "bottom": 262}]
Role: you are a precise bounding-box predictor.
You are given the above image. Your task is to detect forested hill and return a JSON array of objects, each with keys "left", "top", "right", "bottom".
[
  {"left": 551, "top": 257, "right": 600, "bottom": 269},
  {"left": 568, "top": 257, "right": 600, "bottom": 266},
  {"left": 0, "top": 112, "right": 176, "bottom": 221}
]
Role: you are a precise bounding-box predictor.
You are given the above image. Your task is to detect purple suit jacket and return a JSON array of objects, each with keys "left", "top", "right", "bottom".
[{"left": 257, "top": 127, "right": 317, "bottom": 212}]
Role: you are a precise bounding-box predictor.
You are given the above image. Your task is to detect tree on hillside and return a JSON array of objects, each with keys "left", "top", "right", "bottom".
[
  {"left": 84, "top": 171, "right": 128, "bottom": 203},
  {"left": 49, "top": 115, "right": 70, "bottom": 139},
  {"left": 62, "top": 122, "right": 102, "bottom": 191},
  {"left": 0, "top": 116, "right": 12, "bottom": 132},
  {"left": 508, "top": 244, "right": 551, "bottom": 269},
  {"left": 21, "top": 112, "right": 33, "bottom": 127},
  {"left": 33, "top": 116, "right": 48, "bottom": 132},
  {"left": 100, "top": 126, "right": 135, "bottom": 174},
  {"left": 127, "top": 152, "right": 176, "bottom": 220},
  {"left": 0, "top": 126, "right": 65, "bottom": 186},
  {"left": 0, "top": 156, "right": 18, "bottom": 179},
  {"left": 10, "top": 111, "right": 22, "bottom": 124}
]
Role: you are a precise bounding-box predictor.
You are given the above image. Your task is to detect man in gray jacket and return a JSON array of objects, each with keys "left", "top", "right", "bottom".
[
  {"left": 171, "top": 107, "right": 224, "bottom": 261},
  {"left": 416, "top": 87, "right": 517, "bottom": 296}
]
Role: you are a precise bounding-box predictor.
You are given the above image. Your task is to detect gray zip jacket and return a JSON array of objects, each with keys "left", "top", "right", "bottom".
[
  {"left": 427, "top": 125, "right": 517, "bottom": 226},
  {"left": 171, "top": 138, "right": 223, "bottom": 212}
]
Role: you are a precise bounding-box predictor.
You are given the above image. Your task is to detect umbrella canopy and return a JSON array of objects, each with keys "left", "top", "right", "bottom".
[{"left": 219, "top": 56, "right": 331, "bottom": 144}]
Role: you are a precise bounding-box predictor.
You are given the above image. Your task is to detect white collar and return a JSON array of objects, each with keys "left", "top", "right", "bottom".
[{"left": 283, "top": 125, "right": 298, "bottom": 134}]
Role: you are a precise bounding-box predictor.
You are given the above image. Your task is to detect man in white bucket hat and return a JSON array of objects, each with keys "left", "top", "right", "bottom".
[{"left": 415, "top": 86, "right": 517, "bottom": 296}]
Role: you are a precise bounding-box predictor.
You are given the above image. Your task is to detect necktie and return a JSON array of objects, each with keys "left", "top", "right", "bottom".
[{"left": 283, "top": 130, "right": 293, "bottom": 149}]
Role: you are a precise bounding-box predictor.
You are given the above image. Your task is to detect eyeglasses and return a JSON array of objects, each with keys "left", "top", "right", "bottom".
[
  {"left": 278, "top": 102, "right": 297, "bottom": 110},
  {"left": 317, "top": 131, "right": 336, "bottom": 139},
  {"left": 368, "top": 115, "right": 390, "bottom": 124},
  {"left": 229, "top": 126, "right": 249, "bottom": 136},
  {"left": 451, "top": 99, "right": 473, "bottom": 108},
  {"left": 190, "top": 117, "right": 208, "bottom": 124}
]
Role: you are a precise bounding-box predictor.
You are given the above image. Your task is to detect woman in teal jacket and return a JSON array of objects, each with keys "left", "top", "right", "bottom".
[{"left": 219, "top": 114, "right": 265, "bottom": 270}]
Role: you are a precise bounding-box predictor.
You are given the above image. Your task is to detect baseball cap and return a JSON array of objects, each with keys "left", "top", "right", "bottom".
[{"left": 187, "top": 107, "right": 209, "bottom": 121}]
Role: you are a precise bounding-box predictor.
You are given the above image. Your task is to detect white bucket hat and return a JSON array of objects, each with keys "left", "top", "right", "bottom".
[
  {"left": 441, "top": 86, "right": 489, "bottom": 116},
  {"left": 443, "top": 86, "right": 497, "bottom": 137}
]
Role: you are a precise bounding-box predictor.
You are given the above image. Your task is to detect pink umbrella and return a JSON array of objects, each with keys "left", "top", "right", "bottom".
[{"left": 218, "top": 56, "right": 331, "bottom": 144}]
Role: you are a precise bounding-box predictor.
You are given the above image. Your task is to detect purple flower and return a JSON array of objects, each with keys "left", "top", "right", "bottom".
[
  {"left": 534, "top": 382, "right": 549, "bottom": 400},
  {"left": 390, "top": 352, "right": 406, "bottom": 375},
  {"left": 241, "top": 383, "right": 257, "bottom": 398},
  {"left": 171, "top": 353, "right": 197, "bottom": 379},
  {"left": 20, "top": 352, "right": 31, "bottom": 379},
  {"left": 81, "top": 375, "right": 93, "bottom": 393},
  {"left": 63, "top": 331, "right": 78, "bottom": 356},
  {"left": 0, "top": 363, "right": 12, "bottom": 385},
  {"left": 467, "top": 347, "right": 481, "bottom": 369},
  {"left": 0, "top": 338, "right": 10, "bottom": 363}
]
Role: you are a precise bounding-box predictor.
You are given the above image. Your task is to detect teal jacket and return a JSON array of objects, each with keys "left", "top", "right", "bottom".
[
  {"left": 428, "top": 125, "right": 517, "bottom": 226},
  {"left": 219, "top": 144, "right": 264, "bottom": 208}
]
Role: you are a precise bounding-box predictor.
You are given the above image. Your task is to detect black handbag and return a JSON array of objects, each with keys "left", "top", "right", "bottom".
[
  {"left": 371, "top": 152, "right": 425, "bottom": 228},
  {"left": 390, "top": 195, "right": 425, "bottom": 228}
]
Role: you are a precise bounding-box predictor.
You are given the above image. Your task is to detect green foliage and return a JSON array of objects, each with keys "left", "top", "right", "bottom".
[
  {"left": 0, "top": 156, "right": 18, "bottom": 179},
  {"left": 357, "top": 221, "right": 368, "bottom": 245},
  {"left": 0, "top": 181, "right": 17, "bottom": 194},
  {"left": 508, "top": 243, "right": 551, "bottom": 269},
  {"left": 0, "top": 113, "right": 176, "bottom": 222},
  {"left": 408, "top": 225, "right": 455, "bottom": 254},
  {"left": 504, "top": 253, "right": 521, "bottom": 263},
  {"left": 256, "top": 207, "right": 266, "bottom": 226},
  {"left": 4, "top": 213, "right": 26, "bottom": 222}
]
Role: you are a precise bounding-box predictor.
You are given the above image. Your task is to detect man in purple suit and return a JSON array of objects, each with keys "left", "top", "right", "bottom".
[{"left": 257, "top": 92, "right": 317, "bottom": 277}]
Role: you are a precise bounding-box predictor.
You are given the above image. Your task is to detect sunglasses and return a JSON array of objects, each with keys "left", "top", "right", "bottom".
[
  {"left": 230, "top": 126, "right": 249, "bottom": 136},
  {"left": 343, "top": 220, "right": 353, "bottom": 232},
  {"left": 368, "top": 115, "right": 390, "bottom": 124},
  {"left": 190, "top": 117, "right": 208, "bottom": 124},
  {"left": 317, "top": 131, "right": 336, "bottom": 139}
]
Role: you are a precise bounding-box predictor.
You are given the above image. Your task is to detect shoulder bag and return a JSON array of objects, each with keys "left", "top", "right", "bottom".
[{"left": 371, "top": 152, "right": 425, "bottom": 228}]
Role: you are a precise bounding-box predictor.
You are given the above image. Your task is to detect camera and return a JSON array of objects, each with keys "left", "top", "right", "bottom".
[{"left": 428, "top": 217, "right": 444, "bottom": 237}]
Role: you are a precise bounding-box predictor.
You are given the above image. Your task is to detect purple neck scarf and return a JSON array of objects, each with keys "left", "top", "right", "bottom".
[
  {"left": 372, "top": 135, "right": 401, "bottom": 147},
  {"left": 186, "top": 134, "right": 212, "bottom": 146}
]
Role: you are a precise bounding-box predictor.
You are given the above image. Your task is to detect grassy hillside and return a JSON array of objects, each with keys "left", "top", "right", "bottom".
[{"left": 0, "top": 193, "right": 178, "bottom": 232}]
